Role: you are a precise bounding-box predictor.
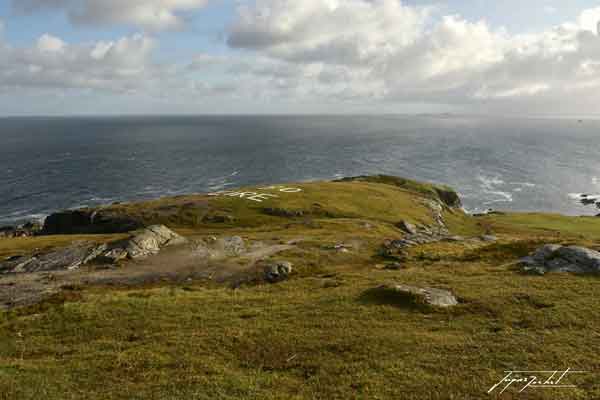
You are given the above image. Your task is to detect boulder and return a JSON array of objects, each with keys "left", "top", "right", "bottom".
[
  {"left": 122, "top": 225, "right": 187, "bottom": 259},
  {"left": 520, "top": 244, "right": 600, "bottom": 275},
  {"left": 396, "top": 220, "right": 418, "bottom": 235},
  {"left": 377, "top": 283, "right": 458, "bottom": 307},
  {"left": 264, "top": 261, "right": 293, "bottom": 283},
  {"left": 214, "top": 236, "right": 246, "bottom": 257}
]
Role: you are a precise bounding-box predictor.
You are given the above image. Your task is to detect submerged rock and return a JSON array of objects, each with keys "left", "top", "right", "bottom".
[{"left": 520, "top": 244, "right": 600, "bottom": 275}]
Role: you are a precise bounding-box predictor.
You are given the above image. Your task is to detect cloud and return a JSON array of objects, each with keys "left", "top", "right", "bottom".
[
  {"left": 4, "top": 1, "right": 600, "bottom": 114},
  {"left": 577, "top": 7, "right": 600, "bottom": 34},
  {"left": 225, "top": 1, "right": 600, "bottom": 113},
  {"left": 0, "top": 33, "right": 162, "bottom": 92},
  {"left": 12, "top": 0, "right": 210, "bottom": 31},
  {"left": 228, "top": 0, "right": 430, "bottom": 66},
  {"left": 37, "top": 34, "right": 66, "bottom": 52},
  {"left": 0, "top": 31, "right": 237, "bottom": 110}
]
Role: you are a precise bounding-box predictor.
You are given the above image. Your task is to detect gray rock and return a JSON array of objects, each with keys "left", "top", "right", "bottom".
[
  {"left": 123, "top": 225, "right": 187, "bottom": 259},
  {"left": 99, "top": 247, "right": 128, "bottom": 263},
  {"left": 521, "top": 244, "right": 600, "bottom": 275},
  {"left": 378, "top": 283, "right": 458, "bottom": 307},
  {"left": 480, "top": 235, "right": 498, "bottom": 242},
  {"left": 215, "top": 236, "right": 246, "bottom": 257},
  {"left": 264, "top": 261, "right": 293, "bottom": 283},
  {"left": 444, "top": 235, "right": 465, "bottom": 242},
  {"left": 0, "top": 243, "right": 108, "bottom": 274},
  {"left": 0, "top": 225, "right": 187, "bottom": 274},
  {"left": 397, "top": 220, "right": 418, "bottom": 235},
  {"left": 384, "top": 262, "right": 404, "bottom": 270}
]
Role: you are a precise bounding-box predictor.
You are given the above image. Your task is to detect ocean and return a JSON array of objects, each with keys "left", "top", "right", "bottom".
[{"left": 1, "top": 115, "right": 599, "bottom": 225}]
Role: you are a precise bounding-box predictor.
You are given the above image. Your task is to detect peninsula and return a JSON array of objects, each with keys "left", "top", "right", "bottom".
[{"left": 1, "top": 175, "right": 599, "bottom": 399}]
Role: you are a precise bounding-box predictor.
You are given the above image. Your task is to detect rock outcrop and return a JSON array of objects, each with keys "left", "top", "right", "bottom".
[
  {"left": 192, "top": 236, "right": 247, "bottom": 259},
  {"left": 0, "top": 242, "right": 108, "bottom": 274},
  {"left": 376, "top": 283, "right": 458, "bottom": 307},
  {"left": 0, "top": 225, "right": 187, "bottom": 274},
  {"left": 42, "top": 209, "right": 143, "bottom": 235},
  {"left": 521, "top": 245, "right": 600, "bottom": 275},
  {"left": 0, "top": 222, "right": 42, "bottom": 238},
  {"left": 396, "top": 220, "right": 418, "bottom": 235}
]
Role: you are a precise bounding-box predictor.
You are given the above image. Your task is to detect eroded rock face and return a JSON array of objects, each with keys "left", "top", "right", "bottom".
[
  {"left": 264, "top": 261, "right": 293, "bottom": 283},
  {"left": 0, "top": 242, "right": 108, "bottom": 274},
  {"left": 378, "top": 284, "right": 458, "bottom": 307},
  {"left": 42, "top": 209, "right": 143, "bottom": 234},
  {"left": 521, "top": 245, "right": 600, "bottom": 275},
  {"left": 0, "top": 225, "right": 187, "bottom": 274}
]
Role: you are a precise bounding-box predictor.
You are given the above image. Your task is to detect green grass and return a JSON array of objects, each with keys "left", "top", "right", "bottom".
[{"left": 1, "top": 176, "right": 600, "bottom": 399}]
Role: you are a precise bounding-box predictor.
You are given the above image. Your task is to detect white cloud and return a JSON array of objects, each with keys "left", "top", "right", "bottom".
[
  {"left": 37, "top": 34, "right": 66, "bottom": 52},
  {"left": 4, "top": 1, "right": 600, "bottom": 114},
  {"left": 229, "top": 0, "right": 430, "bottom": 66},
  {"left": 13, "top": 0, "right": 210, "bottom": 31},
  {"left": 224, "top": 1, "right": 600, "bottom": 113},
  {"left": 0, "top": 33, "right": 161, "bottom": 92},
  {"left": 577, "top": 7, "right": 600, "bottom": 34}
]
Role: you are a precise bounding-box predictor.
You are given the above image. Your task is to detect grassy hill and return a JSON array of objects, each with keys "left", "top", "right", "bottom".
[{"left": 1, "top": 176, "right": 599, "bottom": 399}]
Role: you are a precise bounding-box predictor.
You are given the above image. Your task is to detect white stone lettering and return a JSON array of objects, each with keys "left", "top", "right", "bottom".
[
  {"left": 207, "top": 186, "right": 301, "bottom": 202},
  {"left": 258, "top": 185, "right": 303, "bottom": 193},
  {"left": 248, "top": 193, "right": 279, "bottom": 202}
]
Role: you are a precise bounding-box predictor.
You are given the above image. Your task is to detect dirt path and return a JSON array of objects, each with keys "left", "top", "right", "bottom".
[{"left": 0, "top": 242, "right": 295, "bottom": 309}]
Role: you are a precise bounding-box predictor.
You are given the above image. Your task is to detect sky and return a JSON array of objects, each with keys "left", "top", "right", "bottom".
[{"left": 0, "top": 0, "right": 600, "bottom": 115}]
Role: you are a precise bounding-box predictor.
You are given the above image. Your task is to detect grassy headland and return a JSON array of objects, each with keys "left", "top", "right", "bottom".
[{"left": 0, "top": 176, "right": 599, "bottom": 399}]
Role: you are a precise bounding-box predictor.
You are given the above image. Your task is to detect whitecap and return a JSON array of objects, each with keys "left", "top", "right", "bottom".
[
  {"left": 510, "top": 182, "right": 536, "bottom": 188},
  {"left": 568, "top": 193, "right": 600, "bottom": 200}
]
